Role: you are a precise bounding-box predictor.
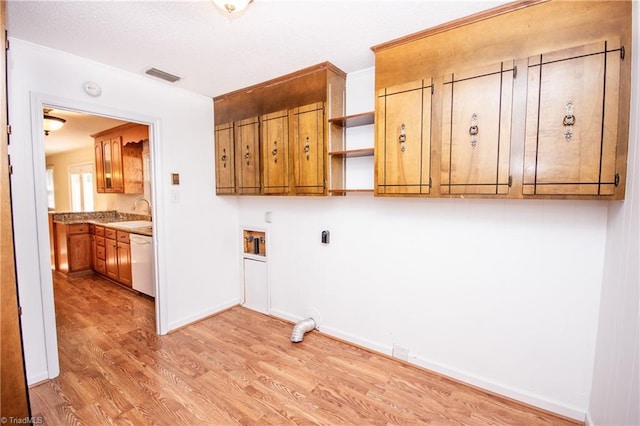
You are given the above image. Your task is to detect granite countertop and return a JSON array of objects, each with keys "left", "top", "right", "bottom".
[{"left": 51, "top": 211, "right": 153, "bottom": 236}]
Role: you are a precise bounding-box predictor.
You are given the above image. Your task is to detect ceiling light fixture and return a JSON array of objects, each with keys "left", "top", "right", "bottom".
[
  {"left": 211, "top": 0, "right": 253, "bottom": 14},
  {"left": 43, "top": 114, "right": 66, "bottom": 136}
]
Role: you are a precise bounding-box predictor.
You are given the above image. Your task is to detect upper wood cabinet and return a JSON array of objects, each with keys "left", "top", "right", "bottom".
[
  {"left": 523, "top": 41, "right": 623, "bottom": 196},
  {"left": 213, "top": 62, "right": 345, "bottom": 196},
  {"left": 235, "top": 117, "right": 261, "bottom": 195},
  {"left": 375, "top": 79, "right": 432, "bottom": 195},
  {"left": 214, "top": 122, "right": 235, "bottom": 194},
  {"left": 292, "top": 102, "right": 326, "bottom": 195},
  {"left": 371, "top": 0, "right": 631, "bottom": 200},
  {"left": 441, "top": 61, "right": 514, "bottom": 195},
  {"left": 261, "top": 110, "right": 289, "bottom": 194},
  {"left": 92, "top": 123, "right": 147, "bottom": 194}
]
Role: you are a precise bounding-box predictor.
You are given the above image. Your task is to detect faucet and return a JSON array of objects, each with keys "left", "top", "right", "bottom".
[{"left": 133, "top": 197, "right": 152, "bottom": 219}]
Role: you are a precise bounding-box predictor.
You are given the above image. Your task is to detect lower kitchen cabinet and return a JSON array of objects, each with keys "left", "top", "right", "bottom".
[
  {"left": 55, "top": 222, "right": 92, "bottom": 275},
  {"left": 103, "top": 228, "right": 132, "bottom": 288}
]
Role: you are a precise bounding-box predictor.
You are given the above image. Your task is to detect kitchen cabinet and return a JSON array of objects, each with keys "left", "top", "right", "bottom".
[
  {"left": 213, "top": 62, "right": 345, "bottom": 196},
  {"left": 523, "top": 40, "right": 623, "bottom": 196},
  {"left": 54, "top": 223, "right": 92, "bottom": 275},
  {"left": 375, "top": 79, "right": 433, "bottom": 195},
  {"left": 92, "top": 123, "right": 146, "bottom": 194},
  {"left": 215, "top": 122, "right": 235, "bottom": 194},
  {"left": 371, "top": 0, "right": 631, "bottom": 200},
  {"left": 94, "top": 225, "right": 106, "bottom": 275},
  {"left": 235, "top": 116, "right": 261, "bottom": 194},
  {"left": 441, "top": 61, "right": 514, "bottom": 195},
  {"left": 261, "top": 109, "right": 290, "bottom": 194},
  {"left": 292, "top": 102, "right": 326, "bottom": 195},
  {"left": 103, "top": 227, "right": 132, "bottom": 287}
]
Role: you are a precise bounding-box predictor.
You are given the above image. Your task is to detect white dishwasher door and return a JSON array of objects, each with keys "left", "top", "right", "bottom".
[{"left": 130, "top": 234, "right": 154, "bottom": 297}]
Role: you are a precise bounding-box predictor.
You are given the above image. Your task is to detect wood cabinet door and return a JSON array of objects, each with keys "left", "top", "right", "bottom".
[
  {"left": 376, "top": 79, "right": 432, "bottom": 195},
  {"left": 110, "top": 137, "right": 124, "bottom": 193},
  {"left": 122, "top": 141, "right": 144, "bottom": 194},
  {"left": 235, "top": 117, "right": 261, "bottom": 194},
  {"left": 117, "top": 242, "right": 132, "bottom": 287},
  {"left": 291, "top": 102, "right": 326, "bottom": 195},
  {"left": 68, "top": 234, "right": 91, "bottom": 272},
  {"left": 105, "top": 239, "right": 119, "bottom": 281},
  {"left": 215, "top": 122, "right": 235, "bottom": 194},
  {"left": 95, "top": 140, "right": 105, "bottom": 193},
  {"left": 524, "top": 40, "right": 622, "bottom": 196},
  {"left": 261, "top": 110, "right": 290, "bottom": 194},
  {"left": 441, "top": 62, "right": 514, "bottom": 195}
]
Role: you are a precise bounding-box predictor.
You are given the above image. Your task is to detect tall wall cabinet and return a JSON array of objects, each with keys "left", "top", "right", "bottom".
[
  {"left": 213, "top": 62, "right": 345, "bottom": 196},
  {"left": 371, "top": 0, "right": 631, "bottom": 200},
  {"left": 92, "top": 123, "right": 148, "bottom": 194}
]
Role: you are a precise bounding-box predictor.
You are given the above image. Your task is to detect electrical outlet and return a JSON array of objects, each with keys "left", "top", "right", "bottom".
[{"left": 392, "top": 344, "right": 409, "bottom": 361}]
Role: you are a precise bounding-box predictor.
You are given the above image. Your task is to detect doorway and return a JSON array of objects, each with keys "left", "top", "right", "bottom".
[{"left": 30, "top": 95, "right": 167, "bottom": 381}]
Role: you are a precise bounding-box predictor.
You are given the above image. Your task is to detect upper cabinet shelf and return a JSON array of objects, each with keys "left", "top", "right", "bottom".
[{"left": 329, "top": 112, "right": 374, "bottom": 128}]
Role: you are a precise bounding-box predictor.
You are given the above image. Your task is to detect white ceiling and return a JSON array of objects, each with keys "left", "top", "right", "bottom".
[
  {"left": 7, "top": 0, "right": 507, "bottom": 155},
  {"left": 6, "top": 0, "right": 507, "bottom": 99}
]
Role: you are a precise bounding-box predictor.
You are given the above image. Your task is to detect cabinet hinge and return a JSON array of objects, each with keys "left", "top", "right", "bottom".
[
  {"left": 429, "top": 176, "right": 432, "bottom": 188},
  {"left": 4, "top": 32, "right": 8, "bottom": 51},
  {"left": 508, "top": 175, "right": 513, "bottom": 187},
  {"left": 513, "top": 65, "right": 518, "bottom": 79},
  {"left": 18, "top": 306, "right": 22, "bottom": 316},
  {"left": 7, "top": 124, "right": 11, "bottom": 135},
  {"left": 7, "top": 155, "right": 12, "bottom": 175},
  {"left": 431, "top": 85, "right": 434, "bottom": 95},
  {"left": 620, "top": 46, "right": 625, "bottom": 60},
  {"left": 614, "top": 173, "right": 620, "bottom": 187}
]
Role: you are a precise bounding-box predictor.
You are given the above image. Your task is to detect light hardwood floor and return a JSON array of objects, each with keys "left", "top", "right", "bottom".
[{"left": 30, "top": 273, "right": 581, "bottom": 425}]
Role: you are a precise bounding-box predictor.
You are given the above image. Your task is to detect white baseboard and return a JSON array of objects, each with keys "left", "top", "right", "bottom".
[
  {"left": 168, "top": 298, "right": 239, "bottom": 331},
  {"left": 585, "top": 410, "right": 594, "bottom": 426},
  {"left": 27, "top": 371, "right": 50, "bottom": 386}
]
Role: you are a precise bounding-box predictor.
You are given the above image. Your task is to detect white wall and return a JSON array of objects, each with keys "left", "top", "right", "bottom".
[
  {"left": 587, "top": 4, "right": 640, "bottom": 425},
  {"left": 237, "top": 67, "right": 609, "bottom": 420},
  {"left": 8, "top": 39, "right": 240, "bottom": 384}
]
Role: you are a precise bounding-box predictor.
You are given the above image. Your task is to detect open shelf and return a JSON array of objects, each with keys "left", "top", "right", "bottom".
[
  {"left": 329, "top": 189, "right": 374, "bottom": 195},
  {"left": 329, "top": 111, "right": 374, "bottom": 128},
  {"left": 329, "top": 147, "right": 374, "bottom": 158}
]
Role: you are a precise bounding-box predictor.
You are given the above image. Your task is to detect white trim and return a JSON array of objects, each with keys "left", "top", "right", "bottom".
[
  {"left": 29, "top": 92, "right": 169, "bottom": 381},
  {"left": 167, "top": 299, "right": 239, "bottom": 331}
]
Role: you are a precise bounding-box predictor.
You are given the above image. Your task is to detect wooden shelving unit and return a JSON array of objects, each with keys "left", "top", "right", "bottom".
[{"left": 328, "top": 111, "right": 375, "bottom": 195}]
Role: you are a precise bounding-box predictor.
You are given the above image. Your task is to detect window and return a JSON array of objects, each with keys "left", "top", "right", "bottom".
[
  {"left": 69, "top": 163, "right": 94, "bottom": 212},
  {"left": 46, "top": 165, "right": 55, "bottom": 209}
]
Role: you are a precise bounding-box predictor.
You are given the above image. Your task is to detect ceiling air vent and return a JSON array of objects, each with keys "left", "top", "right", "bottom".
[{"left": 145, "top": 67, "right": 181, "bottom": 83}]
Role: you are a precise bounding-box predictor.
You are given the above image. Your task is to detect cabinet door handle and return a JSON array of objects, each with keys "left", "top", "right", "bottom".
[
  {"left": 244, "top": 145, "right": 250, "bottom": 165},
  {"left": 272, "top": 141, "right": 278, "bottom": 163},
  {"left": 221, "top": 148, "right": 227, "bottom": 168},
  {"left": 563, "top": 99, "right": 575, "bottom": 141},
  {"left": 469, "top": 113, "right": 479, "bottom": 148},
  {"left": 303, "top": 137, "right": 310, "bottom": 160},
  {"left": 398, "top": 123, "right": 406, "bottom": 152}
]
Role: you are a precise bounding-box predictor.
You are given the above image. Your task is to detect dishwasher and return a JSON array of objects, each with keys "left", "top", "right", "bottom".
[{"left": 130, "top": 234, "right": 155, "bottom": 297}]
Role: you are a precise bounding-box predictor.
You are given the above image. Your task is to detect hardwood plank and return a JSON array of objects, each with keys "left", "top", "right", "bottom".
[{"left": 30, "top": 273, "right": 582, "bottom": 425}]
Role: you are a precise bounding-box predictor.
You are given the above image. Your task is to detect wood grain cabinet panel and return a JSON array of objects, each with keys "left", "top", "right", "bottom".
[
  {"left": 235, "top": 117, "right": 261, "bottom": 194},
  {"left": 376, "top": 79, "right": 433, "bottom": 195},
  {"left": 261, "top": 110, "right": 290, "bottom": 194},
  {"left": 523, "top": 40, "right": 623, "bottom": 196},
  {"left": 292, "top": 102, "right": 326, "bottom": 195},
  {"left": 93, "top": 124, "right": 145, "bottom": 194},
  {"left": 215, "top": 122, "right": 236, "bottom": 194},
  {"left": 441, "top": 62, "right": 514, "bottom": 195}
]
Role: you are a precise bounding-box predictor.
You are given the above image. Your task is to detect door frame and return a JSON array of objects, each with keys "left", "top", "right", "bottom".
[{"left": 28, "top": 92, "right": 168, "bottom": 379}]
